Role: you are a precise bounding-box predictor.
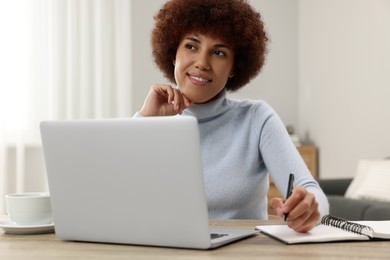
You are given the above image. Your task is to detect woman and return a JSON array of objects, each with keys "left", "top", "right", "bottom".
[{"left": 135, "top": 0, "right": 329, "bottom": 232}]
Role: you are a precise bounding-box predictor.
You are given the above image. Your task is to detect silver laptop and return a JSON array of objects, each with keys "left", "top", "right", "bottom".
[{"left": 40, "top": 116, "right": 257, "bottom": 249}]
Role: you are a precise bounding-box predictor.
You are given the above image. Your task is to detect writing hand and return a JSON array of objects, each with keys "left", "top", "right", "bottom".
[
  {"left": 271, "top": 187, "right": 320, "bottom": 232},
  {"left": 140, "top": 84, "right": 192, "bottom": 116}
]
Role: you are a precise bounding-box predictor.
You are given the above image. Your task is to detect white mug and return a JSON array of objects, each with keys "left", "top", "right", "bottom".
[{"left": 5, "top": 192, "right": 53, "bottom": 226}]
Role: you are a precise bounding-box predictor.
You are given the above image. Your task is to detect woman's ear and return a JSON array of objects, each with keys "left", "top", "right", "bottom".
[{"left": 229, "top": 67, "right": 234, "bottom": 78}]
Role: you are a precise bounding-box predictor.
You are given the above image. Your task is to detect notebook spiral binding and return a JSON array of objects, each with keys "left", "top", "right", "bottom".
[{"left": 321, "top": 215, "right": 374, "bottom": 235}]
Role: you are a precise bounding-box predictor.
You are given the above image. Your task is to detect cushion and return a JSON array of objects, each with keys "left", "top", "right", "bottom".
[{"left": 345, "top": 160, "right": 390, "bottom": 202}]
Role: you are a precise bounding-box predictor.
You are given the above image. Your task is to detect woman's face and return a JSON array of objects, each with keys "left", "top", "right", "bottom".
[{"left": 174, "top": 33, "right": 234, "bottom": 103}]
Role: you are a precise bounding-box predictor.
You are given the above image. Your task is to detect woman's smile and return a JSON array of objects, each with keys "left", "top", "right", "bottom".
[{"left": 187, "top": 73, "right": 212, "bottom": 86}]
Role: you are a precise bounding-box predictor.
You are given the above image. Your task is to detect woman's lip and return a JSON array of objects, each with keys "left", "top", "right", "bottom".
[{"left": 187, "top": 74, "right": 212, "bottom": 86}]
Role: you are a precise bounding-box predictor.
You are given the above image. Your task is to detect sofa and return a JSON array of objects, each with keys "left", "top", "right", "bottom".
[{"left": 317, "top": 178, "right": 390, "bottom": 220}]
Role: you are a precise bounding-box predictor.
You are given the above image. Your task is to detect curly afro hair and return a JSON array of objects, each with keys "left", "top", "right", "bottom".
[{"left": 151, "top": 0, "right": 269, "bottom": 92}]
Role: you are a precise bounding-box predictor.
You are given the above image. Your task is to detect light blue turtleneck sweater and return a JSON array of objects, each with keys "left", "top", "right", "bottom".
[{"left": 136, "top": 90, "right": 329, "bottom": 220}]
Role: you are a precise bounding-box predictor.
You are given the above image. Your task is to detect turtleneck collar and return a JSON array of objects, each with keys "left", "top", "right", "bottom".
[{"left": 182, "top": 89, "right": 230, "bottom": 123}]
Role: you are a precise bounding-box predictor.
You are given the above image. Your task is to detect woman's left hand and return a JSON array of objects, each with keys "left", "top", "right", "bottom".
[{"left": 271, "top": 187, "right": 320, "bottom": 232}]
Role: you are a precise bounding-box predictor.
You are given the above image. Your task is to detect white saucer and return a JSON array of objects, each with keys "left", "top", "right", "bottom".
[{"left": 0, "top": 219, "right": 55, "bottom": 235}]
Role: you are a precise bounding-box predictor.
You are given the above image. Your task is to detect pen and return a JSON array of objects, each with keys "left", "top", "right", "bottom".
[{"left": 284, "top": 173, "right": 294, "bottom": 221}]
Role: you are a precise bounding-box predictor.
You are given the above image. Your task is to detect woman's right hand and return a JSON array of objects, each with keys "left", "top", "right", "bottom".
[{"left": 139, "top": 84, "right": 192, "bottom": 116}]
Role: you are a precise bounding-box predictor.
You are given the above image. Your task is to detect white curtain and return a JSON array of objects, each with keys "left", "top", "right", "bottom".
[{"left": 0, "top": 0, "right": 132, "bottom": 214}]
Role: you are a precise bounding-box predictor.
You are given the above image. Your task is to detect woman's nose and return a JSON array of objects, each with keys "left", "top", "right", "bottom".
[{"left": 194, "top": 52, "right": 210, "bottom": 70}]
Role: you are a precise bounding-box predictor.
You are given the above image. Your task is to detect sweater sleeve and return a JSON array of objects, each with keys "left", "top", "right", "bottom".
[
  {"left": 257, "top": 105, "right": 329, "bottom": 222},
  {"left": 133, "top": 112, "right": 144, "bottom": 118}
]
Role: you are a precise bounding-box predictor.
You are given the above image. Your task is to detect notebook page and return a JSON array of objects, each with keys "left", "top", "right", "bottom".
[
  {"left": 354, "top": 221, "right": 390, "bottom": 239},
  {"left": 257, "top": 224, "right": 369, "bottom": 244}
]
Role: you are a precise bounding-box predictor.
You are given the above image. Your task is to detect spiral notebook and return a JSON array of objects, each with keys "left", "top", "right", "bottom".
[{"left": 256, "top": 215, "right": 390, "bottom": 244}]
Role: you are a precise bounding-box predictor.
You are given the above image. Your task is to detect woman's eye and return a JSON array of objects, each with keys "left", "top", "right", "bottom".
[
  {"left": 185, "top": 44, "right": 196, "bottom": 50},
  {"left": 213, "top": 50, "right": 226, "bottom": 56}
]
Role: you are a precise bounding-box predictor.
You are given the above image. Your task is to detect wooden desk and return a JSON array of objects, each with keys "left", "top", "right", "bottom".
[{"left": 1, "top": 216, "right": 389, "bottom": 259}]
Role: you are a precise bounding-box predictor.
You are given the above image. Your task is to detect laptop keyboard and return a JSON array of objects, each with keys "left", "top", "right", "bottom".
[{"left": 210, "top": 233, "right": 229, "bottom": 240}]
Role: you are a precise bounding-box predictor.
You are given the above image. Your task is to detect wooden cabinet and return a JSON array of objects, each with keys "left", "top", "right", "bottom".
[
  {"left": 267, "top": 144, "right": 318, "bottom": 215},
  {"left": 296, "top": 145, "right": 318, "bottom": 178}
]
